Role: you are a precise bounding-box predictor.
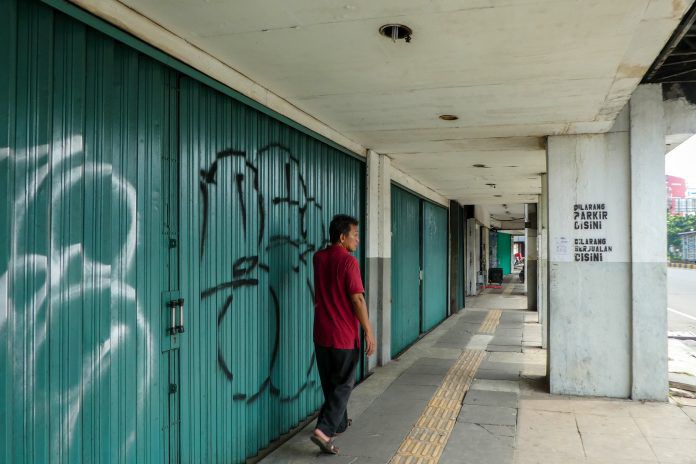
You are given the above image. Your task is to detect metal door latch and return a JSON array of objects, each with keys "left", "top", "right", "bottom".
[
  {"left": 167, "top": 298, "right": 185, "bottom": 335},
  {"left": 169, "top": 383, "right": 178, "bottom": 394}
]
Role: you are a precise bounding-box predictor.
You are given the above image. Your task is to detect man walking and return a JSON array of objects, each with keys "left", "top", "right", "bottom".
[{"left": 310, "top": 214, "right": 376, "bottom": 454}]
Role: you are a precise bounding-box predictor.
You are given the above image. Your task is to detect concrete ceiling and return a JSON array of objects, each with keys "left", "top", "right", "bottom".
[
  {"left": 118, "top": 0, "right": 691, "bottom": 204},
  {"left": 487, "top": 203, "right": 526, "bottom": 223}
]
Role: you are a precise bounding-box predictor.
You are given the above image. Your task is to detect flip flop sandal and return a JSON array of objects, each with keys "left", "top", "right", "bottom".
[{"left": 311, "top": 434, "right": 339, "bottom": 455}]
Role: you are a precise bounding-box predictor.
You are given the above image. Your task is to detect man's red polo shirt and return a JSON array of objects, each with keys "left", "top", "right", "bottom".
[{"left": 313, "top": 244, "right": 364, "bottom": 349}]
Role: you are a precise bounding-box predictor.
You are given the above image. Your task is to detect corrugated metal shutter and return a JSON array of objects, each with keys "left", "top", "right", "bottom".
[
  {"left": 390, "top": 186, "right": 422, "bottom": 356},
  {"left": 178, "top": 77, "right": 365, "bottom": 462},
  {"left": 1, "top": 2, "right": 173, "bottom": 462},
  {"left": 421, "top": 202, "right": 448, "bottom": 332},
  {"left": 497, "top": 233, "right": 512, "bottom": 275},
  {"left": 2, "top": 1, "right": 366, "bottom": 463}
]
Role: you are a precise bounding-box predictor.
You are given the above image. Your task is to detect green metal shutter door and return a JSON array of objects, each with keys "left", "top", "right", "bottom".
[
  {"left": 2, "top": 2, "right": 366, "bottom": 463},
  {"left": 178, "top": 77, "right": 365, "bottom": 462},
  {"left": 1, "top": 2, "right": 173, "bottom": 462},
  {"left": 497, "top": 233, "right": 512, "bottom": 275},
  {"left": 390, "top": 186, "right": 421, "bottom": 356},
  {"left": 421, "top": 202, "right": 448, "bottom": 332}
]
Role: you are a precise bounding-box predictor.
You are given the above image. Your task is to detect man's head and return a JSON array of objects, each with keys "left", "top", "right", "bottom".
[{"left": 329, "top": 214, "right": 359, "bottom": 252}]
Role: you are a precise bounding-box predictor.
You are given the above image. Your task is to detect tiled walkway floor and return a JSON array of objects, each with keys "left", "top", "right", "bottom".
[{"left": 261, "top": 280, "right": 696, "bottom": 464}]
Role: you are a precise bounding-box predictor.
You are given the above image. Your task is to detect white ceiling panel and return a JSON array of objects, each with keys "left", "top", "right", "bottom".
[{"left": 117, "top": 0, "right": 691, "bottom": 203}]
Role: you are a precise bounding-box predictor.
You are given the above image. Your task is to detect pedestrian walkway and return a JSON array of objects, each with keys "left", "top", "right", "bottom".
[{"left": 261, "top": 280, "right": 696, "bottom": 464}]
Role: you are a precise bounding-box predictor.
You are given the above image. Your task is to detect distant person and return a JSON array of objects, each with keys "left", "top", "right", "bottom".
[{"left": 310, "top": 214, "right": 376, "bottom": 455}]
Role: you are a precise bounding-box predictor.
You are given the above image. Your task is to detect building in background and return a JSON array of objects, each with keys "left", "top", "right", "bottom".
[{"left": 667, "top": 175, "right": 688, "bottom": 215}]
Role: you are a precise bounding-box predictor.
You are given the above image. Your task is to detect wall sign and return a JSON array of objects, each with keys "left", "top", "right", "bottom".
[{"left": 573, "top": 203, "right": 613, "bottom": 262}]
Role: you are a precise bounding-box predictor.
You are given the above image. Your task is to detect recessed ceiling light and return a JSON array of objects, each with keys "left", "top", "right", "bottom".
[
  {"left": 379, "top": 24, "right": 413, "bottom": 43},
  {"left": 439, "top": 114, "right": 459, "bottom": 121}
]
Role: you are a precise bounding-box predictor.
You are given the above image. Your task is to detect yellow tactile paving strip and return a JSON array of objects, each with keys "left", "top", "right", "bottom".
[
  {"left": 479, "top": 309, "right": 502, "bottom": 334},
  {"left": 389, "top": 310, "right": 500, "bottom": 464}
]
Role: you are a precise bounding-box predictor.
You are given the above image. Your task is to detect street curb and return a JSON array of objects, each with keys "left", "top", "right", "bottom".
[{"left": 669, "top": 262, "right": 696, "bottom": 270}]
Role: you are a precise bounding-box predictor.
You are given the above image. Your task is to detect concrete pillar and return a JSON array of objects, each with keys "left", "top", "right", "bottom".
[
  {"left": 547, "top": 109, "right": 632, "bottom": 397},
  {"left": 448, "top": 202, "right": 462, "bottom": 315},
  {"left": 466, "top": 217, "right": 479, "bottom": 296},
  {"left": 629, "top": 85, "right": 668, "bottom": 401},
  {"left": 525, "top": 204, "right": 538, "bottom": 310},
  {"left": 539, "top": 174, "right": 549, "bottom": 350},
  {"left": 547, "top": 88, "right": 668, "bottom": 400},
  {"left": 365, "top": 150, "right": 392, "bottom": 369}
]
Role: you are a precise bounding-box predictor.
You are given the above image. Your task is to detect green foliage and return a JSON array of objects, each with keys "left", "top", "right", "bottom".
[{"left": 668, "top": 213, "right": 696, "bottom": 260}]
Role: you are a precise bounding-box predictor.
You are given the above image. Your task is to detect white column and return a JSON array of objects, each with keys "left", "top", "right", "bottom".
[
  {"left": 539, "top": 174, "right": 549, "bottom": 349},
  {"left": 629, "top": 85, "right": 668, "bottom": 401},
  {"left": 466, "top": 218, "right": 479, "bottom": 295},
  {"left": 365, "top": 150, "right": 392, "bottom": 369},
  {"left": 547, "top": 111, "right": 632, "bottom": 397}
]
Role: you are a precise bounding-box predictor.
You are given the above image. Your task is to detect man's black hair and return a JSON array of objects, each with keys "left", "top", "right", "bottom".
[{"left": 329, "top": 214, "right": 359, "bottom": 244}]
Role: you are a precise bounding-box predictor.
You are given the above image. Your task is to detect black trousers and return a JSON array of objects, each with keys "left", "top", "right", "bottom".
[{"left": 314, "top": 344, "right": 359, "bottom": 437}]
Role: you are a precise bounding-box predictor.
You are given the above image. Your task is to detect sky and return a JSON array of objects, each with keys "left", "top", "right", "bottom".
[{"left": 666, "top": 135, "right": 696, "bottom": 188}]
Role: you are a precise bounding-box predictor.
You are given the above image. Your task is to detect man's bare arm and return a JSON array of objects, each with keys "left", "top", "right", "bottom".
[{"left": 350, "top": 293, "right": 376, "bottom": 356}]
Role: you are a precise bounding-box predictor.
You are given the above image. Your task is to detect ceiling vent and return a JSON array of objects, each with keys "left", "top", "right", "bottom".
[{"left": 379, "top": 24, "right": 413, "bottom": 43}]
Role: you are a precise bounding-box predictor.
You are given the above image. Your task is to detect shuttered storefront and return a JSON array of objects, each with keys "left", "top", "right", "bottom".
[
  {"left": 421, "top": 202, "right": 448, "bottom": 331},
  {"left": 390, "top": 186, "right": 422, "bottom": 357},
  {"left": 497, "top": 232, "right": 512, "bottom": 275},
  {"left": 390, "top": 186, "right": 449, "bottom": 356},
  {"left": 177, "top": 77, "right": 365, "bottom": 462},
  {"left": 1, "top": 1, "right": 365, "bottom": 462}
]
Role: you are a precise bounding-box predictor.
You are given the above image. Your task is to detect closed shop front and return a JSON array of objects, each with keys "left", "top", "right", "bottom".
[
  {"left": 390, "top": 185, "right": 449, "bottom": 357},
  {"left": 421, "top": 202, "right": 448, "bottom": 332},
  {"left": 1, "top": 1, "right": 365, "bottom": 462}
]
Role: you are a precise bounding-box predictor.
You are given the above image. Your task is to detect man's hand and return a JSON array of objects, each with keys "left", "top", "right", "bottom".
[
  {"left": 364, "top": 330, "right": 376, "bottom": 357},
  {"left": 350, "top": 293, "right": 376, "bottom": 357}
]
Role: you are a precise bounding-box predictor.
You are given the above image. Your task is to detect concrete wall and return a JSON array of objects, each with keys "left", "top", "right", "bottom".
[
  {"left": 547, "top": 122, "right": 633, "bottom": 398},
  {"left": 475, "top": 205, "right": 492, "bottom": 229}
]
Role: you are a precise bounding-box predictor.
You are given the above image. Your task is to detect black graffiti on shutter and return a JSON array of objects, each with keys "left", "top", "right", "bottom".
[{"left": 198, "top": 143, "right": 327, "bottom": 404}]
